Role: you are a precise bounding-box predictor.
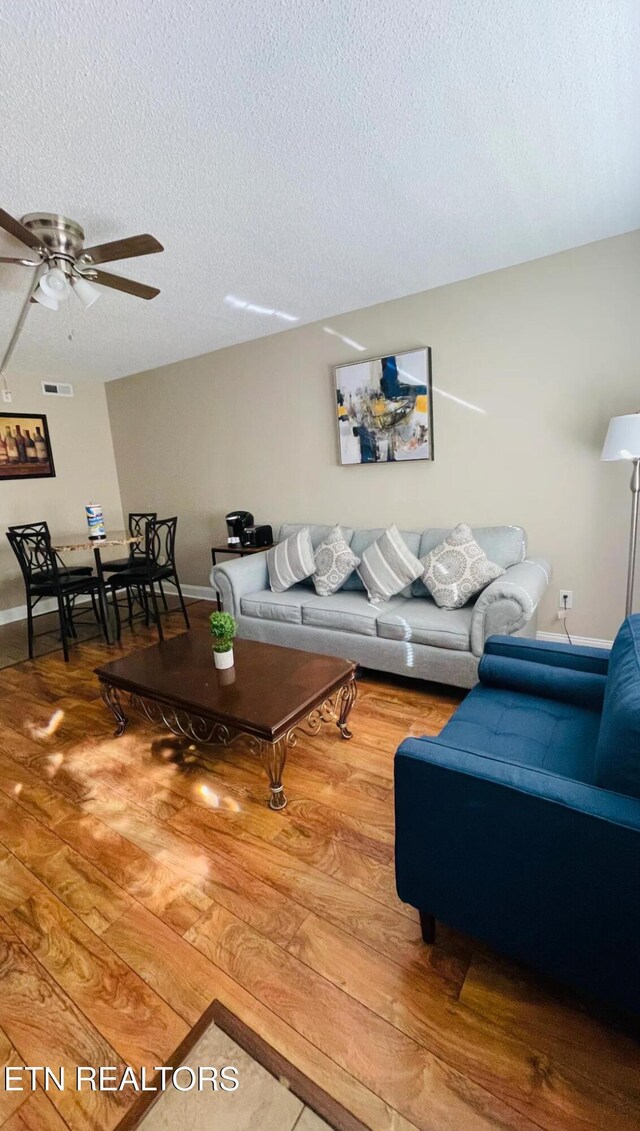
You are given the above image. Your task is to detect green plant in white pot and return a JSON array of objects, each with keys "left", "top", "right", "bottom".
[{"left": 209, "top": 611, "right": 237, "bottom": 669}]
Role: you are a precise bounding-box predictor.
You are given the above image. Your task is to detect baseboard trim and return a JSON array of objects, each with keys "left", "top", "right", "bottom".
[
  {"left": 0, "top": 595, "right": 93, "bottom": 627},
  {"left": 165, "top": 583, "right": 217, "bottom": 602},
  {"left": 536, "top": 631, "right": 613, "bottom": 649},
  {"left": 182, "top": 584, "right": 218, "bottom": 601}
]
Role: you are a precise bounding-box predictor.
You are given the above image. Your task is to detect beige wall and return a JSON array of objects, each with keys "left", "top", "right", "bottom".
[
  {"left": 0, "top": 376, "right": 123, "bottom": 611},
  {"left": 107, "top": 231, "right": 640, "bottom": 641}
]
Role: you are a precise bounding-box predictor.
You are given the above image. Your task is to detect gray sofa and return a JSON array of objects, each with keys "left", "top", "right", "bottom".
[{"left": 211, "top": 523, "right": 551, "bottom": 689}]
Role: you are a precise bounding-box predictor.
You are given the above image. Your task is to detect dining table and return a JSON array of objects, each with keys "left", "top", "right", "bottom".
[{"left": 52, "top": 531, "right": 141, "bottom": 644}]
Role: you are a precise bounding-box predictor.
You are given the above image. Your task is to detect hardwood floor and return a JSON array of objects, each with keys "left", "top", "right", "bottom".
[{"left": 0, "top": 603, "right": 636, "bottom": 1129}]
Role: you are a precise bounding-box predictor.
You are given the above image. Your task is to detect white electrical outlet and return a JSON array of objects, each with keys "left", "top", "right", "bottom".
[
  {"left": 1, "top": 389, "right": 12, "bottom": 403},
  {"left": 558, "top": 589, "right": 573, "bottom": 610}
]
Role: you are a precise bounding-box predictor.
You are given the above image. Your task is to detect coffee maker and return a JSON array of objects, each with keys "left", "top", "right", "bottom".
[{"left": 226, "top": 510, "right": 254, "bottom": 545}]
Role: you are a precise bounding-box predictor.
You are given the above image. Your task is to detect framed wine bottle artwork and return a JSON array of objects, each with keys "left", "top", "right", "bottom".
[{"left": 0, "top": 413, "right": 55, "bottom": 480}]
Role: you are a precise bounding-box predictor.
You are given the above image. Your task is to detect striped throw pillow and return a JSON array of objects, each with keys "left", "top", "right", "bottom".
[
  {"left": 267, "top": 527, "right": 316, "bottom": 593},
  {"left": 357, "top": 525, "right": 423, "bottom": 601}
]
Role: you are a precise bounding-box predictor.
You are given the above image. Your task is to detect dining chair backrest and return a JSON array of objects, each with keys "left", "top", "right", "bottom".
[
  {"left": 144, "top": 516, "right": 178, "bottom": 573},
  {"left": 6, "top": 522, "right": 59, "bottom": 587},
  {"left": 129, "top": 512, "right": 157, "bottom": 559}
]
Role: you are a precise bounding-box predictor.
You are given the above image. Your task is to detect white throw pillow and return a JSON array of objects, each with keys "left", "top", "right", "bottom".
[
  {"left": 356, "top": 525, "right": 423, "bottom": 602},
  {"left": 267, "top": 527, "right": 316, "bottom": 593},
  {"left": 420, "top": 523, "right": 504, "bottom": 608},
  {"left": 313, "top": 526, "right": 360, "bottom": 597}
]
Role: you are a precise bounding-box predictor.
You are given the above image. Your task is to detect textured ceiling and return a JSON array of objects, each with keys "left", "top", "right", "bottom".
[{"left": 0, "top": 0, "right": 638, "bottom": 383}]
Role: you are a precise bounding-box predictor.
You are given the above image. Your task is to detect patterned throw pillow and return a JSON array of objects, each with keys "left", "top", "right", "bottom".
[
  {"left": 420, "top": 523, "right": 504, "bottom": 609},
  {"left": 357, "top": 524, "right": 423, "bottom": 602},
  {"left": 312, "top": 526, "right": 360, "bottom": 597},
  {"left": 267, "top": 527, "right": 316, "bottom": 593}
]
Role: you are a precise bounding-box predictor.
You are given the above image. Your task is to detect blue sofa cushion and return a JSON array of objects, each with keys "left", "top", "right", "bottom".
[
  {"left": 595, "top": 617, "right": 640, "bottom": 798},
  {"left": 437, "top": 685, "right": 600, "bottom": 783}
]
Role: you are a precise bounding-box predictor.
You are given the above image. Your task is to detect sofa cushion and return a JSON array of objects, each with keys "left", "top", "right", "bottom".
[
  {"left": 241, "top": 586, "right": 312, "bottom": 625},
  {"left": 342, "top": 528, "right": 421, "bottom": 592},
  {"left": 302, "top": 591, "right": 405, "bottom": 636},
  {"left": 413, "top": 525, "right": 526, "bottom": 596},
  {"left": 595, "top": 617, "right": 640, "bottom": 798},
  {"left": 438, "top": 685, "right": 600, "bottom": 782},
  {"left": 377, "top": 598, "right": 472, "bottom": 651},
  {"left": 267, "top": 527, "right": 315, "bottom": 592},
  {"left": 420, "top": 523, "right": 504, "bottom": 609}
]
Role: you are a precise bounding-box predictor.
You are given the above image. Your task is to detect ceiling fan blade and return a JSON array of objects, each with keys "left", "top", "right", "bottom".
[
  {"left": 79, "top": 234, "right": 163, "bottom": 266},
  {"left": 0, "top": 256, "right": 41, "bottom": 265},
  {"left": 0, "top": 208, "right": 43, "bottom": 250},
  {"left": 89, "top": 269, "right": 160, "bottom": 300}
]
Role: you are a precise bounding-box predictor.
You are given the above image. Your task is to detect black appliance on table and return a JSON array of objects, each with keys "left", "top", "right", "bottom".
[
  {"left": 225, "top": 511, "right": 254, "bottom": 545},
  {"left": 241, "top": 524, "right": 273, "bottom": 548}
]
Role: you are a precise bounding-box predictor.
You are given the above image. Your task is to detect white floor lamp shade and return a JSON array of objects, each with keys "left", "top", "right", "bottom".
[{"left": 601, "top": 413, "right": 640, "bottom": 616}]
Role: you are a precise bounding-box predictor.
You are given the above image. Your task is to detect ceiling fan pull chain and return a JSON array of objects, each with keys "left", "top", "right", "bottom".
[{"left": 66, "top": 299, "right": 75, "bottom": 342}]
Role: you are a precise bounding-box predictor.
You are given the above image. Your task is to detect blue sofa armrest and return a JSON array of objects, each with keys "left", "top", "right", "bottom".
[
  {"left": 478, "top": 652, "right": 607, "bottom": 710},
  {"left": 484, "top": 634, "right": 611, "bottom": 675},
  {"left": 394, "top": 736, "right": 640, "bottom": 1013}
]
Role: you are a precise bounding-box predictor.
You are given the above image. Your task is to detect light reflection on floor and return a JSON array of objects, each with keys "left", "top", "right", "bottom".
[{"left": 18, "top": 707, "right": 251, "bottom": 887}]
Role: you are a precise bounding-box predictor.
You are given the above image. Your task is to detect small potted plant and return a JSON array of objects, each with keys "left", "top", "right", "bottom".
[{"left": 209, "top": 610, "right": 237, "bottom": 669}]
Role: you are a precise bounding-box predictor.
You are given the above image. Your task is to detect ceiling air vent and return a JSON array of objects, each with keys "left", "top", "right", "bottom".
[{"left": 41, "top": 381, "right": 74, "bottom": 397}]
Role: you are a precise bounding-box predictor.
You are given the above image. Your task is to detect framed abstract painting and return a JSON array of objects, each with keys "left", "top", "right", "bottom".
[
  {"left": 334, "top": 347, "right": 433, "bottom": 464},
  {"left": 0, "top": 413, "right": 55, "bottom": 480}
]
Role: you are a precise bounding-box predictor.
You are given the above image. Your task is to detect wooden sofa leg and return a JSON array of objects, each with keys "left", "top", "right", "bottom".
[{"left": 419, "top": 911, "right": 436, "bottom": 943}]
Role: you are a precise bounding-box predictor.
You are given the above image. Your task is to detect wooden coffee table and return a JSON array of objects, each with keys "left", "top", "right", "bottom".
[{"left": 95, "top": 635, "right": 357, "bottom": 810}]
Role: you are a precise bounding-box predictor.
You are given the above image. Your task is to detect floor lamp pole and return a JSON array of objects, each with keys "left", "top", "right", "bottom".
[{"left": 626, "top": 458, "right": 640, "bottom": 617}]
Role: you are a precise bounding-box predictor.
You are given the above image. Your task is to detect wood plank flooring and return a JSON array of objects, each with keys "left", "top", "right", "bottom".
[{"left": 0, "top": 603, "right": 636, "bottom": 1129}]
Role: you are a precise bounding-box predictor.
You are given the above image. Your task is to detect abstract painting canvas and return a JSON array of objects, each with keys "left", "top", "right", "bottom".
[
  {"left": 0, "top": 413, "right": 55, "bottom": 480},
  {"left": 334, "top": 347, "right": 433, "bottom": 464}
]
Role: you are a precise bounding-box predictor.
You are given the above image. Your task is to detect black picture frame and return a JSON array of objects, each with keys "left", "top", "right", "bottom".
[{"left": 0, "top": 412, "right": 56, "bottom": 481}]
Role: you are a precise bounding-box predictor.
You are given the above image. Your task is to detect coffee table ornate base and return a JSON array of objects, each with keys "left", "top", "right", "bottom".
[{"left": 99, "top": 674, "right": 357, "bottom": 810}]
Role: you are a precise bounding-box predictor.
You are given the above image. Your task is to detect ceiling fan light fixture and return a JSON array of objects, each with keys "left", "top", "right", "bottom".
[
  {"left": 33, "top": 286, "right": 59, "bottom": 311},
  {"left": 72, "top": 275, "right": 101, "bottom": 309},
  {"left": 39, "top": 267, "right": 71, "bottom": 303},
  {"left": 0, "top": 207, "right": 163, "bottom": 382}
]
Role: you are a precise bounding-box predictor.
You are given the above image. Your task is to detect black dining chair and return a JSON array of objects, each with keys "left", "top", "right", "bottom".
[
  {"left": 101, "top": 511, "right": 164, "bottom": 625},
  {"left": 102, "top": 512, "right": 157, "bottom": 574},
  {"left": 108, "top": 516, "right": 190, "bottom": 642},
  {"left": 6, "top": 522, "right": 110, "bottom": 661},
  {"left": 10, "top": 520, "right": 94, "bottom": 585}
]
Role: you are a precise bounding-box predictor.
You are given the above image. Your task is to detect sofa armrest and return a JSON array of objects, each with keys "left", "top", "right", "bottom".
[
  {"left": 394, "top": 736, "right": 640, "bottom": 1012},
  {"left": 483, "top": 634, "right": 610, "bottom": 675},
  {"left": 478, "top": 653, "right": 607, "bottom": 710},
  {"left": 211, "top": 553, "right": 269, "bottom": 616},
  {"left": 396, "top": 736, "right": 640, "bottom": 829},
  {"left": 470, "top": 557, "right": 551, "bottom": 656}
]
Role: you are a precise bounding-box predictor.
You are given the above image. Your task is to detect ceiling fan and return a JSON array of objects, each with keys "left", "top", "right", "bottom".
[{"left": 0, "top": 209, "right": 163, "bottom": 381}]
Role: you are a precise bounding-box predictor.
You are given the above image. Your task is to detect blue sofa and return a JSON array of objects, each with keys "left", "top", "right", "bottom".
[{"left": 395, "top": 618, "right": 640, "bottom": 1015}]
